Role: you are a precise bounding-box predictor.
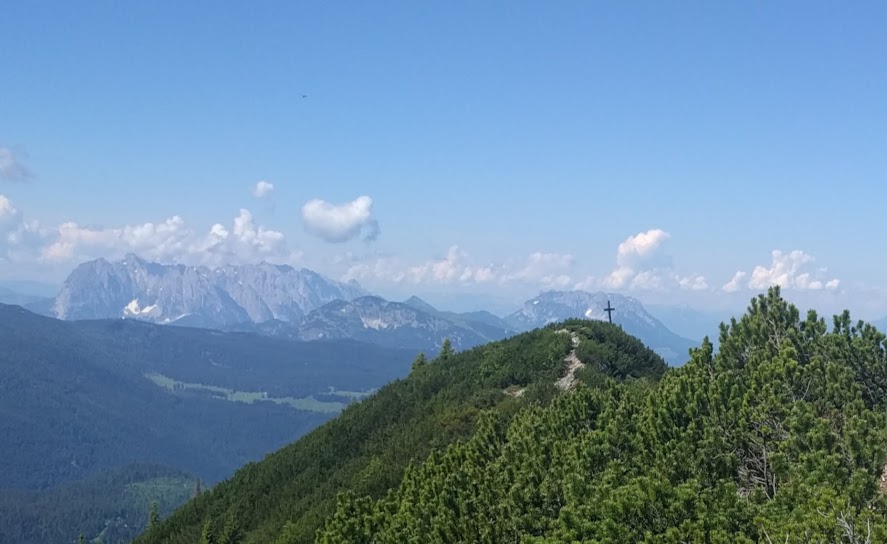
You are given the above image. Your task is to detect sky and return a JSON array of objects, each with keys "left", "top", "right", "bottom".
[{"left": 1, "top": 1, "right": 886, "bottom": 317}]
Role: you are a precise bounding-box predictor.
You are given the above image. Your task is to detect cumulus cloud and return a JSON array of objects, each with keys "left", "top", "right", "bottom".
[
  {"left": 301, "top": 195, "right": 379, "bottom": 243},
  {"left": 407, "top": 246, "right": 470, "bottom": 284},
  {"left": 563, "top": 228, "right": 703, "bottom": 292},
  {"left": 39, "top": 208, "right": 298, "bottom": 267},
  {"left": 0, "top": 195, "right": 44, "bottom": 260},
  {"left": 617, "top": 229, "right": 671, "bottom": 265},
  {"left": 397, "top": 246, "right": 497, "bottom": 285},
  {"left": 341, "top": 254, "right": 407, "bottom": 284},
  {"left": 0, "top": 147, "right": 34, "bottom": 182},
  {"left": 721, "top": 271, "right": 747, "bottom": 293},
  {"left": 678, "top": 274, "right": 709, "bottom": 291},
  {"left": 605, "top": 229, "right": 672, "bottom": 289},
  {"left": 722, "top": 250, "right": 839, "bottom": 292},
  {"left": 198, "top": 209, "right": 294, "bottom": 264},
  {"left": 251, "top": 180, "right": 274, "bottom": 198},
  {"left": 568, "top": 229, "right": 709, "bottom": 293}
]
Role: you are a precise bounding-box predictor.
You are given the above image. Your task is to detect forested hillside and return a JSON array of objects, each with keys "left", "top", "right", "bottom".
[
  {"left": 318, "top": 288, "right": 887, "bottom": 543},
  {"left": 136, "top": 320, "right": 667, "bottom": 544},
  {"left": 139, "top": 288, "right": 887, "bottom": 543}
]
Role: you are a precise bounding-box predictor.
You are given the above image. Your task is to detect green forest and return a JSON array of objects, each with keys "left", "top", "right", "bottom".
[
  {"left": 0, "top": 464, "right": 197, "bottom": 544},
  {"left": 139, "top": 288, "right": 887, "bottom": 543}
]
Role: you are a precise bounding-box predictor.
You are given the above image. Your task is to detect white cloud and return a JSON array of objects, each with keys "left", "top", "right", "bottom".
[
  {"left": 301, "top": 195, "right": 379, "bottom": 243},
  {"left": 569, "top": 229, "right": 708, "bottom": 293},
  {"left": 402, "top": 246, "right": 498, "bottom": 285},
  {"left": 604, "top": 229, "right": 672, "bottom": 289},
  {"left": 341, "top": 255, "right": 407, "bottom": 284},
  {"left": 407, "top": 245, "right": 467, "bottom": 284},
  {"left": 541, "top": 274, "right": 573, "bottom": 290},
  {"left": 630, "top": 270, "right": 666, "bottom": 290},
  {"left": 721, "top": 271, "right": 747, "bottom": 293},
  {"left": 616, "top": 229, "right": 671, "bottom": 265},
  {"left": 343, "top": 248, "right": 576, "bottom": 289},
  {"left": 0, "top": 195, "right": 44, "bottom": 261},
  {"left": 472, "top": 266, "right": 497, "bottom": 283},
  {"left": 604, "top": 266, "right": 636, "bottom": 289},
  {"left": 500, "top": 251, "right": 574, "bottom": 284},
  {"left": 40, "top": 208, "right": 299, "bottom": 267},
  {"left": 251, "top": 180, "right": 274, "bottom": 198},
  {"left": 595, "top": 228, "right": 698, "bottom": 291},
  {"left": 199, "top": 209, "right": 294, "bottom": 264},
  {"left": 572, "top": 275, "right": 598, "bottom": 291},
  {"left": 0, "top": 147, "right": 34, "bottom": 182},
  {"left": 678, "top": 274, "right": 709, "bottom": 291},
  {"left": 722, "top": 250, "right": 840, "bottom": 292}
]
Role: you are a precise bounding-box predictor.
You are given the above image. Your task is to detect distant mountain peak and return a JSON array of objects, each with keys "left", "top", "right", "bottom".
[
  {"left": 50, "top": 255, "right": 368, "bottom": 327},
  {"left": 402, "top": 295, "right": 439, "bottom": 314},
  {"left": 506, "top": 289, "right": 697, "bottom": 365},
  {"left": 295, "top": 296, "right": 512, "bottom": 352},
  {"left": 121, "top": 252, "right": 145, "bottom": 263}
]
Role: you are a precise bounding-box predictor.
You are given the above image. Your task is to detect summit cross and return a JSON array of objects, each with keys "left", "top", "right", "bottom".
[{"left": 604, "top": 300, "right": 616, "bottom": 324}]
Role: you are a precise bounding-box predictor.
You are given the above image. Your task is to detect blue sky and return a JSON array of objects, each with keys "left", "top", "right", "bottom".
[{"left": 1, "top": 2, "right": 885, "bottom": 316}]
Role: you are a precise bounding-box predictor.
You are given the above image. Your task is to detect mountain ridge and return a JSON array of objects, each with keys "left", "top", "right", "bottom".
[
  {"left": 43, "top": 256, "right": 701, "bottom": 365},
  {"left": 134, "top": 318, "right": 668, "bottom": 544}
]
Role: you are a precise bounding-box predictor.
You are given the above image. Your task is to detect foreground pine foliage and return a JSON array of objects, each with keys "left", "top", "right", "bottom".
[{"left": 317, "top": 288, "right": 887, "bottom": 543}]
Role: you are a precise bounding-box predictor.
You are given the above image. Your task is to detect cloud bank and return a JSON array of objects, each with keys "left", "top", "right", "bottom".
[
  {"left": 341, "top": 228, "right": 714, "bottom": 295},
  {"left": 0, "top": 193, "right": 845, "bottom": 303},
  {"left": 0, "top": 194, "right": 300, "bottom": 269}
]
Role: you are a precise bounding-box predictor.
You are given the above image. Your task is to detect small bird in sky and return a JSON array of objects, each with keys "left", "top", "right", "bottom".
[{"left": 301, "top": 94, "right": 308, "bottom": 99}]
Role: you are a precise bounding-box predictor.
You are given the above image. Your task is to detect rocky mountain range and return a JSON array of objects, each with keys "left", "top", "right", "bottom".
[
  {"left": 505, "top": 290, "right": 698, "bottom": 365},
  {"left": 40, "top": 255, "right": 698, "bottom": 364},
  {"left": 47, "top": 254, "right": 366, "bottom": 328},
  {"left": 294, "top": 296, "right": 507, "bottom": 351}
]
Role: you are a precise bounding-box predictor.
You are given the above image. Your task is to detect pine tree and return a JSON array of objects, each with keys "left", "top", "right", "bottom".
[
  {"left": 411, "top": 352, "right": 427, "bottom": 371},
  {"left": 78, "top": 533, "right": 86, "bottom": 544},
  {"left": 200, "top": 519, "right": 214, "bottom": 544},
  {"left": 218, "top": 511, "right": 239, "bottom": 544},
  {"left": 147, "top": 500, "right": 160, "bottom": 530},
  {"left": 437, "top": 338, "right": 454, "bottom": 362}
]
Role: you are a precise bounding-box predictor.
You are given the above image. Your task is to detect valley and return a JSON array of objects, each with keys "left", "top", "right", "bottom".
[{"left": 0, "top": 303, "right": 414, "bottom": 543}]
